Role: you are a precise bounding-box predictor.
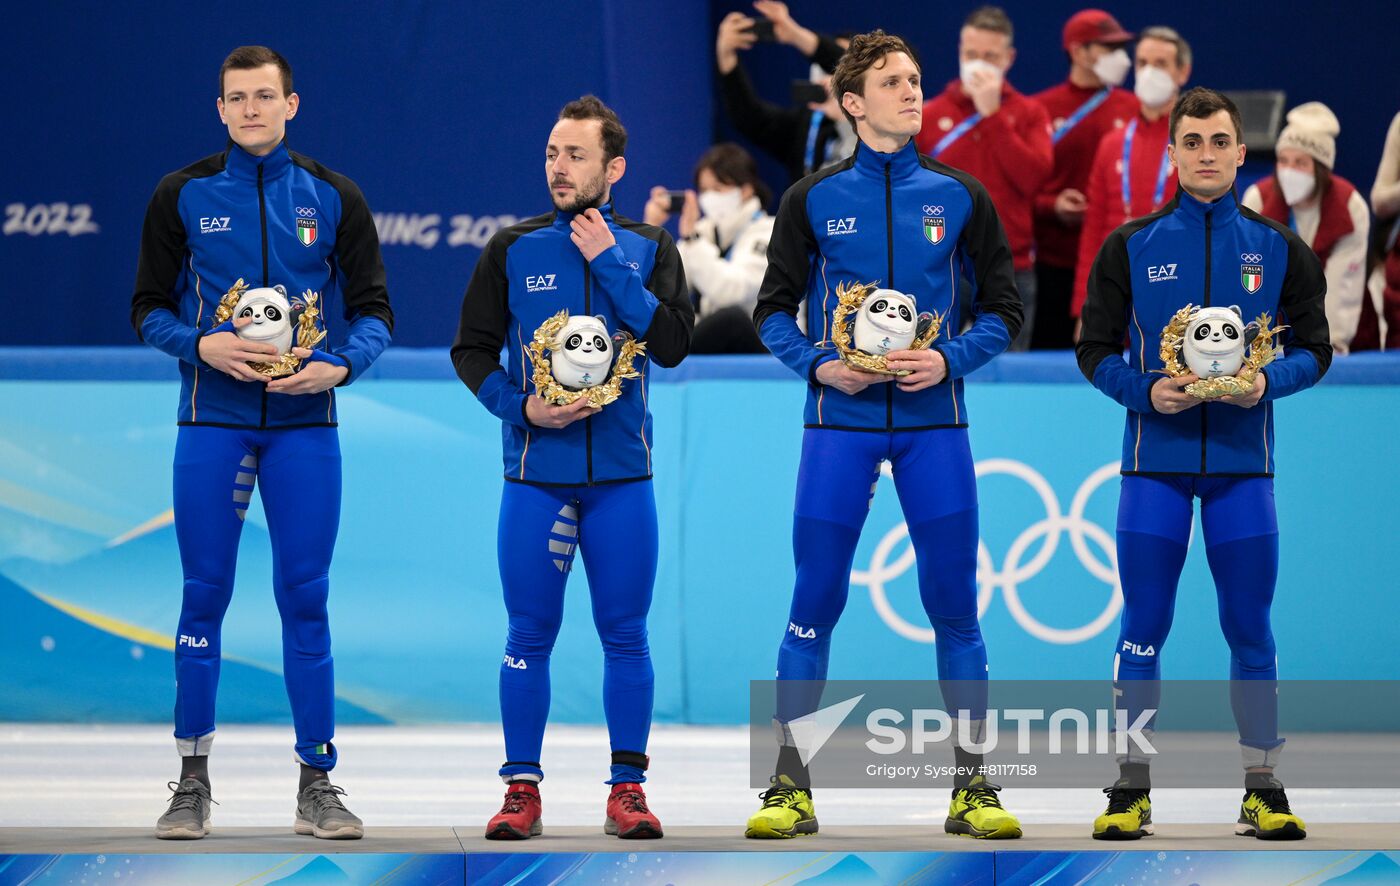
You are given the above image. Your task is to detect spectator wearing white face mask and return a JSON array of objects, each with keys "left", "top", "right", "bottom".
[
  {"left": 1242, "top": 102, "right": 1370, "bottom": 355},
  {"left": 915, "top": 5, "right": 1053, "bottom": 351},
  {"left": 1030, "top": 9, "right": 1139, "bottom": 350},
  {"left": 645, "top": 143, "right": 776, "bottom": 353},
  {"left": 1071, "top": 26, "right": 1191, "bottom": 329}
]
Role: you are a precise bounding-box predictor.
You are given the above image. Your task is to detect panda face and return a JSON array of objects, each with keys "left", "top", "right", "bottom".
[
  {"left": 861, "top": 292, "right": 916, "bottom": 335},
  {"left": 1186, "top": 313, "right": 1243, "bottom": 355},
  {"left": 1181, "top": 306, "right": 1247, "bottom": 378},
  {"left": 851, "top": 288, "right": 918, "bottom": 355},
  {"left": 551, "top": 315, "right": 615, "bottom": 390},
  {"left": 562, "top": 330, "right": 611, "bottom": 367},
  {"left": 231, "top": 287, "right": 295, "bottom": 351},
  {"left": 238, "top": 303, "right": 284, "bottom": 325}
]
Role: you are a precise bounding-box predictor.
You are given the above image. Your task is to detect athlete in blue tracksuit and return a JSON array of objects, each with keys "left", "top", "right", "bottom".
[
  {"left": 1077, "top": 88, "right": 1329, "bottom": 841},
  {"left": 452, "top": 96, "right": 692, "bottom": 841},
  {"left": 131, "top": 48, "right": 390, "bottom": 840},
  {"left": 745, "top": 33, "right": 1023, "bottom": 841}
]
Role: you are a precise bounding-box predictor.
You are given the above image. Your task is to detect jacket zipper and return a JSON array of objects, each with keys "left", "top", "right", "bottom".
[
  {"left": 583, "top": 253, "right": 594, "bottom": 484},
  {"left": 258, "top": 162, "right": 270, "bottom": 429},
  {"left": 884, "top": 162, "right": 895, "bottom": 430},
  {"left": 1200, "top": 209, "right": 1212, "bottom": 473}
]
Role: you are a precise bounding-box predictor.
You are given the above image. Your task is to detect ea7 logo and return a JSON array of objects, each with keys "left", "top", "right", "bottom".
[
  {"left": 503, "top": 654, "right": 528, "bottom": 670},
  {"left": 178, "top": 635, "right": 209, "bottom": 648},
  {"left": 525, "top": 274, "right": 557, "bottom": 293},
  {"left": 826, "top": 217, "right": 857, "bottom": 236},
  {"left": 1147, "top": 263, "right": 1178, "bottom": 283},
  {"left": 199, "top": 217, "right": 231, "bottom": 234},
  {"left": 788, "top": 621, "right": 817, "bottom": 639},
  {"left": 1121, "top": 640, "right": 1156, "bottom": 656}
]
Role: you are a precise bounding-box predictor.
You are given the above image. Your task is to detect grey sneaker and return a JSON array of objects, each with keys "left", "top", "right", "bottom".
[
  {"left": 155, "top": 778, "right": 213, "bottom": 839},
  {"left": 294, "top": 779, "right": 363, "bottom": 839}
]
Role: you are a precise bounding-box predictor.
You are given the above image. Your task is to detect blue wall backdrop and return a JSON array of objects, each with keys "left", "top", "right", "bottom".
[
  {"left": 0, "top": 0, "right": 713, "bottom": 348},
  {"left": 4, "top": 1, "right": 1398, "bottom": 347},
  {"left": 3, "top": 354, "right": 1396, "bottom": 725}
]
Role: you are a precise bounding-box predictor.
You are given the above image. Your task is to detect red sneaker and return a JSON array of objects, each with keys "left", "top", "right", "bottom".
[
  {"left": 604, "top": 783, "right": 663, "bottom": 839},
  {"left": 485, "top": 783, "right": 542, "bottom": 839}
]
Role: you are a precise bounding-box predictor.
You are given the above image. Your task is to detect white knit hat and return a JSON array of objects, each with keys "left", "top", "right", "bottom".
[{"left": 1275, "top": 102, "right": 1339, "bottom": 169}]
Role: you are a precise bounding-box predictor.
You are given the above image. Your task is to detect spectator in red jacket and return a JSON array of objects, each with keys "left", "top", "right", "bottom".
[
  {"left": 1031, "top": 10, "right": 1139, "bottom": 349},
  {"left": 1072, "top": 26, "right": 1192, "bottom": 328},
  {"left": 915, "top": 5, "right": 1052, "bottom": 351}
]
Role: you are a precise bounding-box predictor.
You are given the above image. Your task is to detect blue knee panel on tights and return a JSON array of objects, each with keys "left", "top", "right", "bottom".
[
  {"left": 778, "top": 428, "right": 987, "bottom": 724},
  {"left": 1113, "top": 474, "right": 1282, "bottom": 749},
  {"left": 497, "top": 480, "right": 658, "bottom": 784},
  {"left": 173, "top": 425, "right": 341, "bottom": 771}
]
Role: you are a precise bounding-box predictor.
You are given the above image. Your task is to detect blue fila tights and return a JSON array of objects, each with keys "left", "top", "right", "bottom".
[
  {"left": 496, "top": 480, "right": 658, "bottom": 785},
  {"left": 1113, "top": 474, "right": 1282, "bottom": 759},
  {"left": 777, "top": 427, "right": 987, "bottom": 725},
  {"left": 172, "top": 425, "right": 341, "bottom": 771}
]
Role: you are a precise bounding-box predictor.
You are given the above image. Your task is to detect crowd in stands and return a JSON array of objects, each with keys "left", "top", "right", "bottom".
[{"left": 666, "top": 2, "right": 1400, "bottom": 355}]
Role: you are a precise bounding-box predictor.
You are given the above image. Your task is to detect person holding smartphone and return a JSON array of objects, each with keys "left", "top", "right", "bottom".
[
  {"left": 644, "top": 143, "right": 775, "bottom": 352},
  {"left": 716, "top": 1, "right": 854, "bottom": 185}
]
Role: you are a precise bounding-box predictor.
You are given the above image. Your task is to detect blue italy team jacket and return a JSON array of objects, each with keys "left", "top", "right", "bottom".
[
  {"left": 451, "top": 203, "right": 693, "bottom": 486},
  {"left": 753, "top": 138, "right": 1023, "bottom": 431},
  {"left": 1077, "top": 189, "right": 1330, "bottom": 476},
  {"left": 132, "top": 141, "right": 393, "bottom": 428}
]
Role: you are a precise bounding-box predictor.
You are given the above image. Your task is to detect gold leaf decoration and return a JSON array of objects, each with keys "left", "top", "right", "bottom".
[
  {"left": 830, "top": 280, "right": 942, "bottom": 376},
  {"left": 1158, "top": 304, "right": 1288, "bottom": 399},
  {"left": 525, "top": 309, "right": 647, "bottom": 409}
]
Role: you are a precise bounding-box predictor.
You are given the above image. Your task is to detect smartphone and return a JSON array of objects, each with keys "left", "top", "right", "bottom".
[
  {"left": 667, "top": 191, "right": 687, "bottom": 214},
  {"left": 791, "top": 80, "right": 828, "bottom": 106},
  {"left": 748, "top": 18, "right": 776, "bottom": 42}
]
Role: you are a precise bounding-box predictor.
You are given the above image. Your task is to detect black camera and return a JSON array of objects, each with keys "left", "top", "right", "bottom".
[
  {"left": 748, "top": 18, "right": 776, "bottom": 42},
  {"left": 791, "top": 80, "right": 828, "bottom": 106}
]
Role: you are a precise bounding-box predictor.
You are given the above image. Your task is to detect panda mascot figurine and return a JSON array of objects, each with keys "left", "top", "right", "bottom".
[
  {"left": 551, "top": 314, "right": 617, "bottom": 390},
  {"left": 232, "top": 285, "right": 303, "bottom": 357},
  {"left": 1180, "top": 305, "right": 1259, "bottom": 378},
  {"left": 852, "top": 289, "right": 935, "bottom": 357}
]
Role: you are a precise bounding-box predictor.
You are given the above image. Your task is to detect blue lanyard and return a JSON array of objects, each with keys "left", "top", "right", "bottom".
[
  {"left": 1287, "top": 209, "right": 1298, "bottom": 234},
  {"left": 1052, "top": 87, "right": 1111, "bottom": 145},
  {"left": 932, "top": 113, "right": 982, "bottom": 158},
  {"left": 1122, "top": 119, "right": 1172, "bottom": 217},
  {"left": 1388, "top": 215, "right": 1400, "bottom": 253},
  {"left": 804, "top": 111, "right": 825, "bottom": 173}
]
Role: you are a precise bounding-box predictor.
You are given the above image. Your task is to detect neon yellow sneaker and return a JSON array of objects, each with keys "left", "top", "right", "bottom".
[
  {"left": 945, "top": 777, "right": 1022, "bottom": 839},
  {"left": 1093, "top": 780, "right": 1153, "bottom": 840},
  {"left": 1236, "top": 777, "right": 1306, "bottom": 840},
  {"left": 744, "top": 775, "right": 817, "bottom": 839}
]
